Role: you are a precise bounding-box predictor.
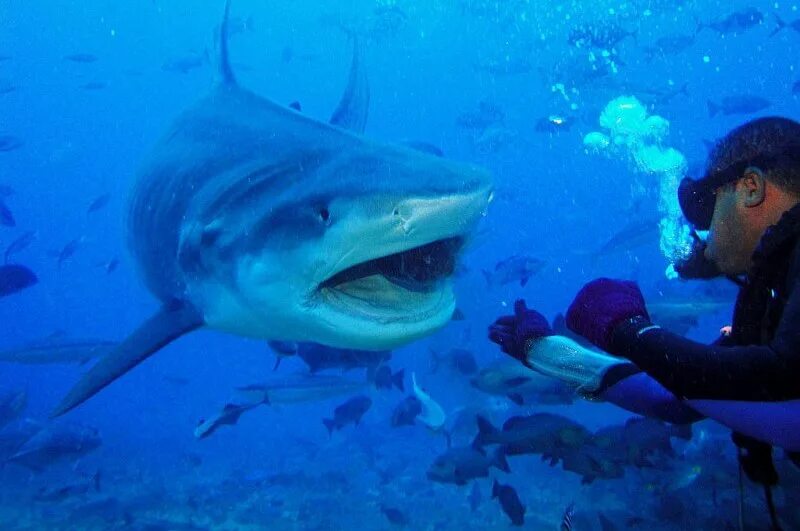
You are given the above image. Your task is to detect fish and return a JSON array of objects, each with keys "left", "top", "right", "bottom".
[
  {"left": 426, "top": 446, "right": 510, "bottom": 485},
  {"left": 4, "top": 230, "right": 37, "bottom": 263},
  {"left": 456, "top": 100, "right": 505, "bottom": 130},
  {"left": 412, "top": 373, "right": 446, "bottom": 431},
  {"left": 473, "top": 57, "right": 533, "bottom": 76},
  {"left": 534, "top": 115, "right": 575, "bottom": 134},
  {"left": 235, "top": 373, "right": 366, "bottom": 404},
  {"left": 0, "top": 78, "right": 16, "bottom": 95},
  {"left": 482, "top": 255, "right": 545, "bottom": 287},
  {"left": 583, "top": 218, "right": 660, "bottom": 257},
  {"left": 33, "top": 471, "right": 101, "bottom": 502},
  {"left": 643, "top": 34, "right": 696, "bottom": 59},
  {"left": 162, "top": 51, "right": 209, "bottom": 74},
  {"left": 295, "top": 342, "right": 391, "bottom": 374},
  {"left": 87, "top": 194, "right": 111, "bottom": 213},
  {"left": 0, "top": 264, "right": 37, "bottom": 298},
  {"left": 196, "top": 374, "right": 370, "bottom": 439},
  {"left": 0, "top": 200, "right": 13, "bottom": 226},
  {"left": 380, "top": 505, "right": 410, "bottom": 527},
  {"left": 100, "top": 258, "right": 120, "bottom": 274},
  {"left": 64, "top": 53, "right": 98, "bottom": 63},
  {"left": 697, "top": 7, "right": 764, "bottom": 34},
  {"left": 429, "top": 347, "right": 478, "bottom": 376},
  {"left": 707, "top": 95, "right": 771, "bottom": 117},
  {"left": 0, "top": 337, "right": 117, "bottom": 365},
  {"left": 81, "top": 81, "right": 108, "bottom": 91},
  {"left": 468, "top": 482, "right": 481, "bottom": 512},
  {"left": 0, "top": 135, "right": 22, "bottom": 152},
  {"left": 473, "top": 414, "right": 591, "bottom": 461},
  {"left": 0, "top": 419, "right": 42, "bottom": 460},
  {"left": 770, "top": 14, "right": 800, "bottom": 36},
  {"left": 390, "top": 396, "right": 422, "bottom": 427},
  {"left": 0, "top": 390, "right": 26, "bottom": 430},
  {"left": 471, "top": 361, "right": 575, "bottom": 406},
  {"left": 606, "top": 416, "right": 692, "bottom": 459},
  {"left": 373, "top": 365, "right": 404, "bottom": 391},
  {"left": 7, "top": 422, "right": 101, "bottom": 471},
  {"left": 266, "top": 339, "right": 298, "bottom": 370},
  {"left": 54, "top": 238, "right": 82, "bottom": 268},
  {"left": 322, "top": 395, "right": 372, "bottom": 436},
  {"left": 491, "top": 479, "right": 525, "bottom": 526},
  {"left": 52, "top": 1, "right": 491, "bottom": 417},
  {"left": 560, "top": 443, "right": 625, "bottom": 484},
  {"left": 194, "top": 402, "right": 256, "bottom": 439},
  {"left": 568, "top": 23, "right": 636, "bottom": 49},
  {"left": 647, "top": 292, "right": 732, "bottom": 336},
  {"left": 794, "top": 80, "right": 800, "bottom": 95},
  {"left": 560, "top": 503, "right": 575, "bottom": 531}
]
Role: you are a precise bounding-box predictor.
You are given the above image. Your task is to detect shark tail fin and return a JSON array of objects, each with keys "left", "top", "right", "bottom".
[
  {"left": 392, "top": 369, "right": 405, "bottom": 392},
  {"left": 217, "top": 0, "right": 237, "bottom": 85},
  {"left": 51, "top": 301, "right": 203, "bottom": 417}
]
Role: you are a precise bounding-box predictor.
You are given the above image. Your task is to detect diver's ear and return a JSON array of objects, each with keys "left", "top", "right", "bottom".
[{"left": 740, "top": 168, "right": 766, "bottom": 208}]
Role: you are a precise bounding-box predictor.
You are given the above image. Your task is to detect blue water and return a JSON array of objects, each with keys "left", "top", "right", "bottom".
[{"left": 1, "top": 0, "right": 798, "bottom": 529}]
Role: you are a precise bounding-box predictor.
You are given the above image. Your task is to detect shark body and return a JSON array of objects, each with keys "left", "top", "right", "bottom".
[{"left": 53, "top": 2, "right": 492, "bottom": 416}]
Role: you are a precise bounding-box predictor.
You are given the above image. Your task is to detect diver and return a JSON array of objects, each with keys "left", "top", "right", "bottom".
[{"left": 488, "top": 116, "right": 800, "bottom": 530}]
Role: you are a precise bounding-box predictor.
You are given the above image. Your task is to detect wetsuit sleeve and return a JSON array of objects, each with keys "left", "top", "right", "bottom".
[{"left": 612, "top": 299, "right": 800, "bottom": 401}]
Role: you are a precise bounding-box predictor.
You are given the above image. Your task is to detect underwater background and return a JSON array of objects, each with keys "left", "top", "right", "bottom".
[{"left": 1, "top": 0, "right": 799, "bottom": 529}]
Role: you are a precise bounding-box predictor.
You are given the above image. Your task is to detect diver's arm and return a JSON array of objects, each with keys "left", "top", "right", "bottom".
[
  {"left": 525, "top": 336, "right": 703, "bottom": 424},
  {"left": 612, "top": 316, "right": 800, "bottom": 402}
]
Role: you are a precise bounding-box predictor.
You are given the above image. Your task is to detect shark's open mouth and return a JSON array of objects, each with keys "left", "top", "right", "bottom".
[{"left": 318, "top": 237, "right": 463, "bottom": 319}]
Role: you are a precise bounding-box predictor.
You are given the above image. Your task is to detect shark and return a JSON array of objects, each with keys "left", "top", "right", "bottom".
[{"left": 52, "top": 1, "right": 492, "bottom": 416}]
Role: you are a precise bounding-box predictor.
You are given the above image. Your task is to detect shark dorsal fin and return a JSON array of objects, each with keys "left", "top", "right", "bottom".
[
  {"left": 329, "top": 34, "right": 369, "bottom": 133},
  {"left": 217, "top": 0, "right": 237, "bottom": 85}
]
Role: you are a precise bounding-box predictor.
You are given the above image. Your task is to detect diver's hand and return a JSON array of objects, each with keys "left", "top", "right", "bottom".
[
  {"left": 674, "top": 236, "right": 721, "bottom": 280},
  {"left": 488, "top": 299, "right": 552, "bottom": 366},
  {"left": 566, "top": 278, "right": 650, "bottom": 353}
]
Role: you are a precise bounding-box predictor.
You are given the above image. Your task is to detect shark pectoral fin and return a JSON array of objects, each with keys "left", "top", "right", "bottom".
[
  {"left": 51, "top": 302, "right": 204, "bottom": 417},
  {"left": 329, "top": 33, "right": 369, "bottom": 133}
]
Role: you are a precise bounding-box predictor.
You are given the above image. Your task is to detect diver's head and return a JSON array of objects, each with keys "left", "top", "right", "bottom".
[{"left": 679, "top": 117, "right": 800, "bottom": 275}]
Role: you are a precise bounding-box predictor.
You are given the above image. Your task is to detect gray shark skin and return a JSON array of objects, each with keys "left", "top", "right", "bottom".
[{"left": 53, "top": 1, "right": 492, "bottom": 416}]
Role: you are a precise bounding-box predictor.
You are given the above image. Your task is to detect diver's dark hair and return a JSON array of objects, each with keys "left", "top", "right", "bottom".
[{"left": 707, "top": 116, "right": 800, "bottom": 196}]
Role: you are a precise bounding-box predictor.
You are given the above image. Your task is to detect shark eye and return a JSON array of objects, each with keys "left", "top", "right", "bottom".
[{"left": 318, "top": 207, "right": 331, "bottom": 225}]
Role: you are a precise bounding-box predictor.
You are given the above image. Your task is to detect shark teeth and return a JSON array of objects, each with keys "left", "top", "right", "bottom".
[
  {"left": 317, "top": 237, "right": 462, "bottom": 322},
  {"left": 319, "top": 237, "right": 462, "bottom": 294}
]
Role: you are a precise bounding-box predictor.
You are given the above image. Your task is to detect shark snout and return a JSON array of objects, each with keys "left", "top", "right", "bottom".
[{"left": 392, "top": 184, "right": 493, "bottom": 238}]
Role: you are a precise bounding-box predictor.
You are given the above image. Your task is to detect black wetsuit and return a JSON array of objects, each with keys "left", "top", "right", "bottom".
[
  {"left": 612, "top": 203, "right": 800, "bottom": 405},
  {"left": 606, "top": 205, "right": 800, "bottom": 531}
]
